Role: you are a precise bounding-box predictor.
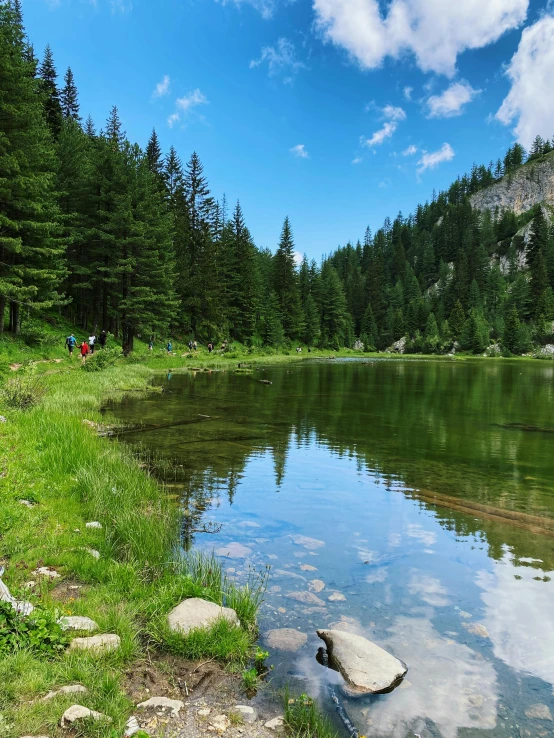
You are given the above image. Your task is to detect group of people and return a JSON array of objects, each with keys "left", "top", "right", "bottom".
[{"left": 65, "top": 330, "right": 107, "bottom": 364}]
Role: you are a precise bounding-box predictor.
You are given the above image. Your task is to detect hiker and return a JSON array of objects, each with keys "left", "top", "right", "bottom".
[
  {"left": 167, "top": 341, "right": 173, "bottom": 353},
  {"left": 80, "top": 340, "right": 90, "bottom": 365},
  {"left": 89, "top": 334, "right": 96, "bottom": 354},
  {"left": 148, "top": 336, "right": 154, "bottom": 351},
  {"left": 65, "top": 333, "right": 76, "bottom": 358},
  {"left": 188, "top": 340, "right": 193, "bottom": 351},
  {"left": 192, "top": 340, "right": 197, "bottom": 352},
  {"left": 208, "top": 342, "right": 213, "bottom": 354},
  {"left": 98, "top": 330, "right": 107, "bottom": 349}
]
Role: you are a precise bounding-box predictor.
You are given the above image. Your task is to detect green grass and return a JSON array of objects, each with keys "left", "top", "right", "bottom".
[{"left": 284, "top": 691, "right": 341, "bottom": 738}]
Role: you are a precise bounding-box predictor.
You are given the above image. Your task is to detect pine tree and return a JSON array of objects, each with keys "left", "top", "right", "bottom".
[
  {"left": 319, "top": 263, "right": 349, "bottom": 348},
  {"left": 273, "top": 217, "right": 303, "bottom": 340},
  {"left": 528, "top": 207, "right": 549, "bottom": 268},
  {"left": 0, "top": 4, "right": 65, "bottom": 333},
  {"left": 84, "top": 115, "right": 96, "bottom": 138},
  {"left": 449, "top": 301, "right": 465, "bottom": 339},
  {"left": 146, "top": 128, "right": 163, "bottom": 179},
  {"left": 303, "top": 293, "right": 320, "bottom": 345},
  {"left": 60, "top": 67, "right": 80, "bottom": 121},
  {"left": 226, "top": 201, "right": 259, "bottom": 342},
  {"left": 503, "top": 306, "right": 520, "bottom": 354},
  {"left": 38, "top": 44, "right": 63, "bottom": 138},
  {"left": 262, "top": 291, "right": 285, "bottom": 346}
]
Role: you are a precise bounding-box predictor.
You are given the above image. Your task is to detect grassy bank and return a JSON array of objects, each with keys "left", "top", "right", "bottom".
[{"left": 0, "top": 357, "right": 270, "bottom": 737}]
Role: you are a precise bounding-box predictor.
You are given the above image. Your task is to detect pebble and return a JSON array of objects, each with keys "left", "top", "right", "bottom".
[
  {"left": 286, "top": 591, "right": 325, "bottom": 607},
  {"left": 234, "top": 705, "right": 257, "bottom": 724},
  {"left": 60, "top": 704, "right": 111, "bottom": 726},
  {"left": 83, "top": 547, "right": 100, "bottom": 560},
  {"left": 85, "top": 521, "right": 102, "bottom": 529},
  {"left": 265, "top": 716, "right": 285, "bottom": 731},
  {"left": 210, "top": 714, "right": 230, "bottom": 733},
  {"left": 19, "top": 500, "right": 35, "bottom": 508},
  {"left": 124, "top": 716, "right": 141, "bottom": 737},
  {"left": 198, "top": 708, "right": 212, "bottom": 717}
]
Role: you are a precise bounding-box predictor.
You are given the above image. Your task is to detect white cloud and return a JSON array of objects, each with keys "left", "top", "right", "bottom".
[
  {"left": 352, "top": 156, "right": 362, "bottom": 164},
  {"left": 152, "top": 75, "right": 171, "bottom": 99},
  {"left": 496, "top": 14, "right": 554, "bottom": 148},
  {"left": 217, "top": 0, "right": 278, "bottom": 19},
  {"left": 427, "top": 80, "right": 480, "bottom": 118},
  {"left": 111, "top": 0, "right": 132, "bottom": 12},
  {"left": 402, "top": 144, "right": 418, "bottom": 156},
  {"left": 176, "top": 89, "right": 208, "bottom": 112},
  {"left": 290, "top": 144, "right": 309, "bottom": 158},
  {"left": 313, "top": 0, "right": 529, "bottom": 77},
  {"left": 250, "top": 38, "right": 305, "bottom": 80},
  {"left": 361, "top": 104, "right": 406, "bottom": 148},
  {"left": 417, "top": 143, "right": 455, "bottom": 173},
  {"left": 293, "top": 251, "right": 304, "bottom": 266},
  {"left": 403, "top": 86, "right": 413, "bottom": 100},
  {"left": 167, "top": 113, "right": 180, "bottom": 128},
  {"left": 166, "top": 89, "right": 208, "bottom": 128}
]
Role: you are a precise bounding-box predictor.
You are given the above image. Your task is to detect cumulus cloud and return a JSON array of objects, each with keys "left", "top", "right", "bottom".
[
  {"left": 426, "top": 80, "right": 480, "bottom": 118},
  {"left": 290, "top": 144, "right": 309, "bottom": 158},
  {"left": 404, "top": 86, "right": 413, "bottom": 100},
  {"left": 417, "top": 143, "right": 455, "bottom": 173},
  {"left": 167, "top": 89, "right": 208, "bottom": 128},
  {"left": 402, "top": 144, "right": 418, "bottom": 156},
  {"left": 361, "top": 104, "right": 406, "bottom": 148},
  {"left": 250, "top": 38, "right": 305, "bottom": 81},
  {"left": 152, "top": 75, "right": 171, "bottom": 99},
  {"left": 496, "top": 14, "right": 554, "bottom": 148},
  {"left": 313, "top": 0, "right": 529, "bottom": 77},
  {"left": 352, "top": 156, "right": 363, "bottom": 164}
]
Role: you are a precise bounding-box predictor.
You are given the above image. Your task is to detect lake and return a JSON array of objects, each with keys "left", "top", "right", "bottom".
[{"left": 108, "top": 358, "right": 554, "bottom": 738}]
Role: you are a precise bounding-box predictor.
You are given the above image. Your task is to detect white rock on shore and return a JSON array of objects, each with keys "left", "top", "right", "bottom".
[
  {"left": 69, "top": 634, "right": 121, "bottom": 654},
  {"left": 137, "top": 696, "right": 184, "bottom": 715},
  {"left": 317, "top": 629, "right": 407, "bottom": 694},
  {"left": 167, "top": 597, "right": 239, "bottom": 636},
  {"left": 40, "top": 685, "right": 88, "bottom": 702},
  {"left": 60, "top": 704, "right": 111, "bottom": 726}
]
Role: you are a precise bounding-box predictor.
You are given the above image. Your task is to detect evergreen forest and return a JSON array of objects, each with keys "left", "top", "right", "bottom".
[{"left": 2, "top": 0, "right": 554, "bottom": 355}]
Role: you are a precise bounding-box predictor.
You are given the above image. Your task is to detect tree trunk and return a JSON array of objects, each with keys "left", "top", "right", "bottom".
[
  {"left": 122, "top": 322, "right": 134, "bottom": 355},
  {"left": 11, "top": 302, "right": 20, "bottom": 335},
  {"left": 0, "top": 296, "right": 5, "bottom": 334}
]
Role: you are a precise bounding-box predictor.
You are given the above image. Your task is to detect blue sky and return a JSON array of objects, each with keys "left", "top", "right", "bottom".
[{"left": 22, "top": 0, "right": 554, "bottom": 260}]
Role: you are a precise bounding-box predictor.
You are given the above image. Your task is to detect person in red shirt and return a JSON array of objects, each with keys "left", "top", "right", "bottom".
[{"left": 80, "top": 340, "right": 90, "bottom": 365}]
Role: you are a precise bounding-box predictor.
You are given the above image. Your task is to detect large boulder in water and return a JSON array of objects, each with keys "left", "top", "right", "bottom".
[{"left": 317, "top": 629, "right": 407, "bottom": 694}]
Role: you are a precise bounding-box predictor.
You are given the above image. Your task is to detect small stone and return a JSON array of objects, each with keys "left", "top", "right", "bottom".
[
  {"left": 215, "top": 542, "right": 252, "bottom": 559},
  {"left": 83, "top": 547, "right": 100, "bottom": 560},
  {"left": 198, "top": 708, "right": 212, "bottom": 717},
  {"left": 69, "top": 633, "right": 121, "bottom": 654},
  {"left": 168, "top": 597, "right": 239, "bottom": 636},
  {"left": 277, "top": 607, "right": 287, "bottom": 614},
  {"left": 309, "top": 579, "right": 325, "bottom": 593},
  {"left": 265, "top": 628, "right": 308, "bottom": 652},
  {"left": 525, "top": 704, "right": 553, "bottom": 721},
  {"left": 19, "top": 500, "right": 35, "bottom": 508},
  {"left": 60, "top": 704, "right": 111, "bottom": 726},
  {"left": 462, "top": 622, "right": 489, "bottom": 638},
  {"left": 33, "top": 567, "right": 60, "bottom": 579},
  {"left": 59, "top": 616, "right": 99, "bottom": 632},
  {"left": 300, "top": 564, "right": 318, "bottom": 572},
  {"left": 233, "top": 705, "right": 257, "bottom": 724},
  {"left": 124, "top": 716, "right": 141, "bottom": 737},
  {"left": 265, "top": 716, "right": 285, "bottom": 731},
  {"left": 0, "top": 416, "right": 7, "bottom": 423},
  {"left": 137, "top": 696, "right": 184, "bottom": 716},
  {"left": 328, "top": 592, "right": 347, "bottom": 602},
  {"left": 286, "top": 591, "right": 325, "bottom": 607},
  {"left": 211, "top": 714, "right": 230, "bottom": 733},
  {"left": 86, "top": 521, "right": 102, "bottom": 529},
  {"left": 41, "top": 685, "right": 88, "bottom": 702}
]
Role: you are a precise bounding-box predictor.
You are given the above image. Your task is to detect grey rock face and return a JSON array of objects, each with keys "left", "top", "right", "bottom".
[
  {"left": 470, "top": 156, "right": 554, "bottom": 216},
  {"left": 317, "top": 629, "right": 407, "bottom": 694},
  {"left": 167, "top": 597, "right": 239, "bottom": 636}
]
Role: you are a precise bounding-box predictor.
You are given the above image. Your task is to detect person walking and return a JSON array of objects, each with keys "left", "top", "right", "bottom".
[
  {"left": 167, "top": 340, "right": 173, "bottom": 354},
  {"left": 80, "top": 339, "right": 90, "bottom": 365},
  {"left": 98, "top": 330, "right": 107, "bottom": 349},
  {"left": 89, "top": 333, "right": 96, "bottom": 354},
  {"left": 65, "top": 333, "right": 76, "bottom": 358},
  {"left": 208, "top": 342, "right": 213, "bottom": 354},
  {"left": 148, "top": 336, "right": 154, "bottom": 351},
  {"left": 192, "top": 340, "right": 197, "bottom": 352}
]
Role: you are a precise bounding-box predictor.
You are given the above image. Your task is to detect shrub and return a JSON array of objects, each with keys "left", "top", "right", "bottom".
[
  {"left": 0, "top": 601, "right": 68, "bottom": 657},
  {"left": 1, "top": 374, "right": 47, "bottom": 410},
  {"left": 82, "top": 347, "right": 119, "bottom": 372}
]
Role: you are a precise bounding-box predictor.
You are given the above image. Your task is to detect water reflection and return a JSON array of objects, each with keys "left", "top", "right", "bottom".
[{"left": 108, "top": 361, "right": 554, "bottom": 736}]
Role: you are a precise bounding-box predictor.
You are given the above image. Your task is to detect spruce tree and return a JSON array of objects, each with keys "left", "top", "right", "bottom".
[
  {"left": 273, "top": 217, "right": 303, "bottom": 340},
  {"left": 319, "top": 263, "right": 349, "bottom": 348},
  {"left": 226, "top": 201, "right": 259, "bottom": 342},
  {"left": 262, "top": 291, "right": 285, "bottom": 346},
  {"left": 60, "top": 67, "right": 80, "bottom": 121},
  {"left": 303, "top": 293, "right": 320, "bottom": 345},
  {"left": 503, "top": 306, "right": 520, "bottom": 354},
  {"left": 449, "top": 301, "right": 465, "bottom": 340},
  {"left": 38, "top": 44, "right": 63, "bottom": 138},
  {"left": 146, "top": 128, "right": 163, "bottom": 179},
  {"left": 0, "top": 4, "right": 65, "bottom": 333}
]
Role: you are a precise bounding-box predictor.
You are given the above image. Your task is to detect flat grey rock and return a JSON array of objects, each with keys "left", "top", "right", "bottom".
[
  {"left": 286, "top": 590, "right": 325, "bottom": 607},
  {"left": 265, "top": 628, "right": 308, "bottom": 652},
  {"left": 167, "top": 597, "right": 239, "bottom": 636},
  {"left": 60, "top": 704, "right": 111, "bottom": 726},
  {"left": 59, "top": 616, "right": 98, "bottom": 632},
  {"left": 41, "top": 684, "right": 88, "bottom": 702},
  {"left": 69, "top": 634, "right": 121, "bottom": 653},
  {"left": 86, "top": 521, "right": 102, "bottom": 529},
  {"left": 525, "top": 704, "right": 553, "bottom": 721},
  {"left": 290, "top": 534, "right": 325, "bottom": 549},
  {"left": 317, "top": 629, "right": 407, "bottom": 694},
  {"left": 137, "top": 696, "right": 184, "bottom": 715},
  {"left": 265, "top": 716, "right": 285, "bottom": 731},
  {"left": 33, "top": 567, "right": 59, "bottom": 579},
  {"left": 233, "top": 705, "right": 258, "bottom": 723}
]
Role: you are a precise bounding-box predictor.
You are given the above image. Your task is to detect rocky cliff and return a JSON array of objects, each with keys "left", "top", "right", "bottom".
[{"left": 470, "top": 153, "right": 554, "bottom": 216}]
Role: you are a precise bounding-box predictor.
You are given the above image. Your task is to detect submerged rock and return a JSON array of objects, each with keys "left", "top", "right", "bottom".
[
  {"left": 290, "top": 534, "right": 325, "bottom": 550},
  {"left": 525, "top": 704, "right": 553, "bottom": 721},
  {"left": 328, "top": 592, "right": 346, "bottom": 602},
  {"left": 309, "top": 579, "right": 325, "bottom": 593},
  {"left": 265, "top": 628, "right": 308, "bottom": 652},
  {"left": 167, "top": 597, "right": 239, "bottom": 636},
  {"left": 215, "top": 542, "right": 252, "bottom": 559},
  {"left": 317, "top": 629, "right": 407, "bottom": 694},
  {"left": 286, "top": 591, "right": 326, "bottom": 607}
]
